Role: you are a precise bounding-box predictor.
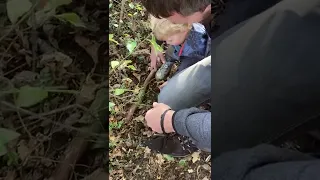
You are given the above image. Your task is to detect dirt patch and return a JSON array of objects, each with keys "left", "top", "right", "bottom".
[{"left": 0, "top": 0, "right": 107, "bottom": 179}]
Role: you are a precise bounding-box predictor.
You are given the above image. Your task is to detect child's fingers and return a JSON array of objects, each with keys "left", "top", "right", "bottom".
[
  {"left": 158, "top": 54, "right": 166, "bottom": 64},
  {"left": 159, "top": 81, "right": 168, "bottom": 89}
]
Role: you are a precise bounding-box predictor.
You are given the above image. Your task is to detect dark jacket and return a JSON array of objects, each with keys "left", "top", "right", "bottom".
[{"left": 212, "top": 144, "right": 320, "bottom": 180}]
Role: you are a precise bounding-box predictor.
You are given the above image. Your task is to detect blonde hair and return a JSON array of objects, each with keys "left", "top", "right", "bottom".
[{"left": 149, "top": 15, "right": 191, "bottom": 40}]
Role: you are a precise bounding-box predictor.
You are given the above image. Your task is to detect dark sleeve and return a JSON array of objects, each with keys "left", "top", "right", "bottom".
[
  {"left": 173, "top": 108, "right": 211, "bottom": 151},
  {"left": 211, "top": 0, "right": 320, "bottom": 155},
  {"left": 212, "top": 144, "right": 320, "bottom": 180}
]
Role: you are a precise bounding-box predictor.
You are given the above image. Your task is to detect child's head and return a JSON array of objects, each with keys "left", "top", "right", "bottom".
[{"left": 150, "top": 16, "right": 191, "bottom": 45}]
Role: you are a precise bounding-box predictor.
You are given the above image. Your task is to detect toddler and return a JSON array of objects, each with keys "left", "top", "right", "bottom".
[{"left": 150, "top": 16, "right": 211, "bottom": 80}]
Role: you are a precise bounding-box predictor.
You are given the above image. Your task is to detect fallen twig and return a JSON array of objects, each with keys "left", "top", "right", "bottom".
[
  {"left": 0, "top": 101, "right": 103, "bottom": 137},
  {"left": 126, "top": 69, "right": 156, "bottom": 121},
  {"left": 49, "top": 89, "right": 108, "bottom": 180},
  {"left": 118, "top": 0, "right": 126, "bottom": 32}
]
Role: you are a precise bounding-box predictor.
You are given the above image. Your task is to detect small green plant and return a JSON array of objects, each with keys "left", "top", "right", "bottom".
[
  {"left": 0, "top": 128, "right": 20, "bottom": 156},
  {"left": 55, "top": 13, "right": 86, "bottom": 28},
  {"left": 109, "top": 34, "right": 119, "bottom": 45},
  {"left": 179, "top": 159, "right": 187, "bottom": 167},
  {"left": 148, "top": 34, "right": 164, "bottom": 53},
  {"left": 163, "top": 154, "right": 175, "bottom": 161},
  {"left": 4, "top": 151, "right": 19, "bottom": 166},
  {"left": 110, "top": 60, "right": 136, "bottom": 71},
  {"left": 109, "top": 121, "right": 124, "bottom": 131},
  {"left": 126, "top": 39, "right": 137, "bottom": 54}
]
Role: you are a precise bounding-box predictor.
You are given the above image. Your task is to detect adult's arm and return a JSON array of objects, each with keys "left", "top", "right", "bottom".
[
  {"left": 173, "top": 108, "right": 211, "bottom": 151},
  {"left": 211, "top": 0, "right": 320, "bottom": 156},
  {"left": 212, "top": 144, "right": 320, "bottom": 180}
]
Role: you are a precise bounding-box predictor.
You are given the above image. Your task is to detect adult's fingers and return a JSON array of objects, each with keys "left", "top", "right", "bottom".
[{"left": 152, "top": 102, "right": 159, "bottom": 107}]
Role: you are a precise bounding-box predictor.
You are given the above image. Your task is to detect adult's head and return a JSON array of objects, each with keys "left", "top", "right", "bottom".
[{"left": 141, "top": 0, "right": 211, "bottom": 24}]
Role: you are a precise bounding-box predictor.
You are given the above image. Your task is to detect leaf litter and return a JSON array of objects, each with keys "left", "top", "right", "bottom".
[{"left": 0, "top": 0, "right": 108, "bottom": 179}]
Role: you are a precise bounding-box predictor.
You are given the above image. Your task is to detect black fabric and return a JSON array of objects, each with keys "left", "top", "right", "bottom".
[
  {"left": 212, "top": 144, "right": 320, "bottom": 180},
  {"left": 210, "top": 0, "right": 282, "bottom": 38},
  {"left": 175, "top": 56, "right": 203, "bottom": 74},
  {"left": 211, "top": 0, "right": 320, "bottom": 156}
]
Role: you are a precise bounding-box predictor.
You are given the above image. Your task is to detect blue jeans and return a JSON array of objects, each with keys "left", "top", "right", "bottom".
[{"left": 158, "top": 56, "right": 211, "bottom": 110}]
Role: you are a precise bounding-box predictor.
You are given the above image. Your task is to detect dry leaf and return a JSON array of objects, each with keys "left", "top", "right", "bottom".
[
  {"left": 144, "top": 147, "right": 151, "bottom": 158},
  {"left": 40, "top": 51, "right": 73, "bottom": 67},
  {"left": 17, "top": 140, "right": 30, "bottom": 161},
  {"left": 80, "top": 168, "right": 108, "bottom": 180},
  {"left": 132, "top": 72, "right": 141, "bottom": 82},
  {"left": 202, "top": 164, "right": 211, "bottom": 171},
  {"left": 187, "top": 169, "right": 194, "bottom": 173},
  {"left": 75, "top": 35, "right": 100, "bottom": 63},
  {"left": 191, "top": 151, "right": 201, "bottom": 163},
  {"left": 77, "top": 78, "right": 98, "bottom": 104},
  {"left": 205, "top": 155, "right": 211, "bottom": 162},
  {"left": 11, "top": 71, "right": 39, "bottom": 87},
  {"left": 134, "top": 115, "right": 144, "bottom": 122},
  {"left": 64, "top": 113, "right": 81, "bottom": 126},
  {"left": 156, "top": 154, "right": 164, "bottom": 164}
]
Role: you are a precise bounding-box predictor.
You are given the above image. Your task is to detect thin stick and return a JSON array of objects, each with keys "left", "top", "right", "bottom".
[
  {"left": 0, "top": 101, "right": 103, "bottom": 137},
  {"left": 126, "top": 69, "right": 156, "bottom": 121},
  {"left": 16, "top": 110, "right": 32, "bottom": 138},
  {"left": 118, "top": 0, "right": 126, "bottom": 32}
]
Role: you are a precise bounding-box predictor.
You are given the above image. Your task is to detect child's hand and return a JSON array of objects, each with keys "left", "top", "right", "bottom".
[
  {"left": 159, "top": 81, "right": 168, "bottom": 89},
  {"left": 150, "top": 46, "right": 165, "bottom": 71}
]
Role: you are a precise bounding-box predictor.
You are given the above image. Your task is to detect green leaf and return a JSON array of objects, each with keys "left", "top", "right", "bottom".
[
  {"left": 109, "top": 34, "right": 119, "bottom": 44},
  {"left": 0, "top": 128, "right": 20, "bottom": 156},
  {"left": 6, "top": 152, "right": 19, "bottom": 166},
  {"left": 127, "top": 65, "right": 136, "bottom": 71},
  {"left": 109, "top": 102, "right": 115, "bottom": 111},
  {"left": 128, "top": 2, "right": 135, "bottom": 9},
  {"left": 28, "top": 8, "right": 56, "bottom": 27},
  {"left": 109, "top": 3, "right": 113, "bottom": 8},
  {"left": 50, "top": 0, "right": 72, "bottom": 8},
  {"left": 116, "top": 121, "right": 123, "bottom": 129},
  {"left": 6, "top": 0, "right": 32, "bottom": 24},
  {"left": 126, "top": 40, "right": 137, "bottom": 53},
  {"left": 179, "top": 159, "right": 187, "bottom": 166},
  {"left": 148, "top": 35, "right": 164, "bottom": 53},
  {"left": 44, "top": 0, "right": 72, "bottom": 11},
  {"left": 114, "top": 89, "right": 126, "bottom": 96},
  {"left": 55, "top": 13, "right": 86, "bottom": 28},
  {"left": 163, "top": 154, "right": 174, "bottom": 161},
  {"left": 16, "top": 86, "right": 48, "bottom": 107},
  {"left": 111, "top": 61, "right": 120, "bottom": 69},
  {"left": 123, "top": 60, "right": 132, "bottom": 65}
]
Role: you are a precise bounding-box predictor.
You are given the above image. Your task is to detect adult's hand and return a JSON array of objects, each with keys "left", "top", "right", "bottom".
[
  {"left": 145, "top": 102, "right": 175, "bottom": 133},
  {"left": 150, "top": 45, "right": 165, "bottom": 71}
]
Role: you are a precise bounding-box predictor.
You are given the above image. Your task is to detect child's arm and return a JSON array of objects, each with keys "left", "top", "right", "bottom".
[{"left": 150, "top": 45, "right": 165, "bottom": 70}]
